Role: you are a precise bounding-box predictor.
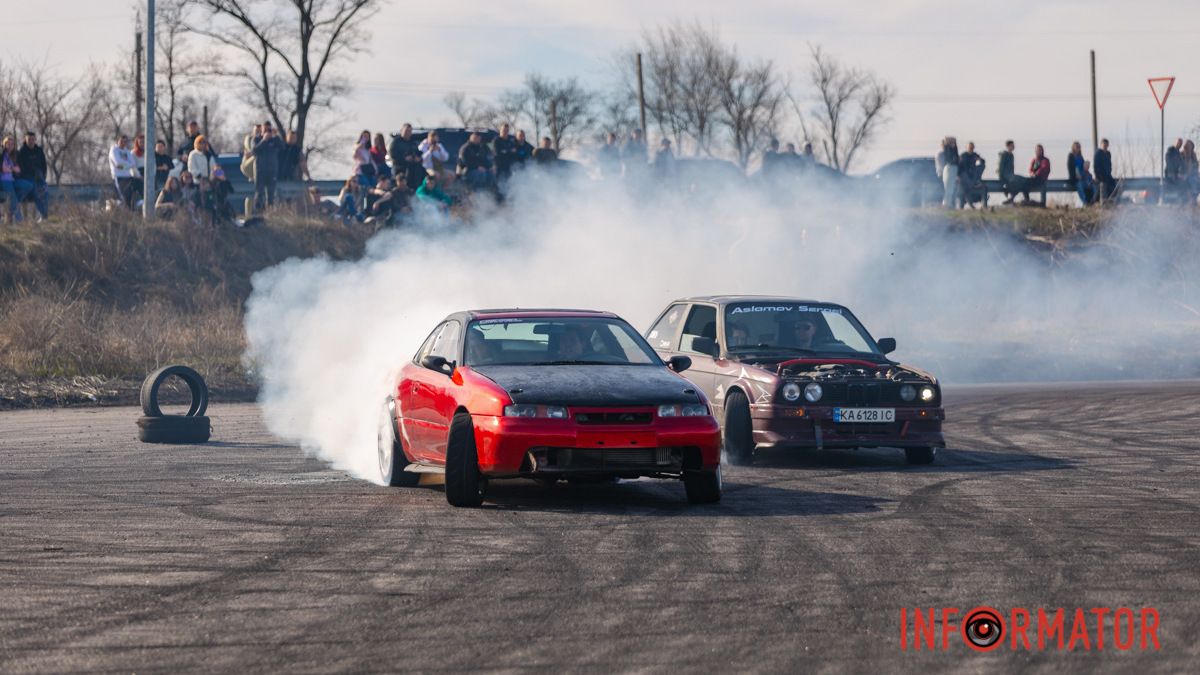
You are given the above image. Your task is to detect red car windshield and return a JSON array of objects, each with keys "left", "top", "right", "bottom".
[
  {"left": 465, "top": 317, "right": 663, "bottom": 366},
  {"left": 724, "top": 303, "right": 882, "bottom": 356}
]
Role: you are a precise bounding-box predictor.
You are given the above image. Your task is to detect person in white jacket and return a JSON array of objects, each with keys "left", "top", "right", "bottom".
[
  {"left": 418, "top": 131, "right": 454, "bottom": 184},
  {"left": 187, "top": 135, "right": 216, "bottom": 179},
  {"left": 108, "top": 134, "right": 141, "bottom": 209}
]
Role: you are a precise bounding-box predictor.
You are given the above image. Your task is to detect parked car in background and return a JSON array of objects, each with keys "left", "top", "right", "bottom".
[{"left": 868, "top": 157, "right": 943, "bottom": 206}]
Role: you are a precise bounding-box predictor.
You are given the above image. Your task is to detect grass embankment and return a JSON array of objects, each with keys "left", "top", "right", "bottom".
[{"left": 0, "top": 207, "right": 371, "bottom": 408}]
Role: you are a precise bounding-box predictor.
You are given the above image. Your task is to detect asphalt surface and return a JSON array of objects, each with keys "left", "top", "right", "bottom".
[{"left": 1, "top": 382, "right": 1198, "bottom": 673}]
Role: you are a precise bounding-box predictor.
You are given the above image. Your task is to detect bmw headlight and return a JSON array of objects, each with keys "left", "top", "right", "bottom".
[
  {"left": 504, "top": 404, "right": 569, "bottom": 418},
  {"left": 782, "top": 383, "right": 802, "bottom": 402},
  {"left": 919, "top": 386, "right": 936, "bottom": 403},
  {"left": 803, "top": 383, "right": 823, "bottom": 403},
  {"left": 900, "top": 385, "right": 916, "bottom": 402},
  {"left": 658, "top": 404, "right": 710, "bottom": 417}
]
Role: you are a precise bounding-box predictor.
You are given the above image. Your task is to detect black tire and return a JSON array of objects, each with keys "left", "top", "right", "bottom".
[
  {"left": 905, "top": 447, "right": 937, "bottom": 465},
  {"left": 136, "top": 415, "right": 210, "bottom": 444},
  {"left": 140, "top": 365, "right": 209, "bottom": 417},
  {"left": 723, "top": 391, "right": 755, "bottom": 466},
  {"left": 683, "top": 465, "right": 722, "bottom": 504},
  {"left": 378, "top": 401, "right": 420, "bottom": 487},
  {"left": 445, "top": 413, "right": 486, "bottom": 507}
]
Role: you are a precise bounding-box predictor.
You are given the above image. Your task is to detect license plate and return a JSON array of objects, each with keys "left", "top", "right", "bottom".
[{"left": 833, "top": 408, "right": 894, "bottom": 423}]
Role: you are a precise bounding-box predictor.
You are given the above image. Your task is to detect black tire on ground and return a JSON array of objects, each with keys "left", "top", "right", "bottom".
[
  {"left": 140, "top": 365, "right": 209, "bottom": 418},
  {"left": 905, "top": 447, "right": 937, "bottom": 465},
  {"left": 136, "top": 415, "right": 211, "bottom": 444},
  {"left": 683, "top": 465, "right": 722, "bottom": 504},
  {"left": 723, "top": 391, "right": 755, "bottom": 466},
  {"left": 445, "top": 413, "right": 487, "bottom": 507},
  {"left": 378, "top": 401, "right": 420, "bottom": 487}
]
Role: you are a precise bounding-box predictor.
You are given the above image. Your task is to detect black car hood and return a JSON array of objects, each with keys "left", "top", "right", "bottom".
[{"left": 473, "top": 365, "right": 700, "bottom": 407}]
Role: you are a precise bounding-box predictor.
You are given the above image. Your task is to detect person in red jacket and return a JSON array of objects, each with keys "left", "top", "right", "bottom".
[{"left": 1022, "top": 144, "right": 1051, "bottom": 205}]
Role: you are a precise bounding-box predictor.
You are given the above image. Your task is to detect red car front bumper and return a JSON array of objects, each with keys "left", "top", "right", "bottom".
[
  {"left": 750, "top": 403, "right": 945, "bottom": 450},
  {"left": 471, "top": 409, "right": 722, "bottom": 476}
]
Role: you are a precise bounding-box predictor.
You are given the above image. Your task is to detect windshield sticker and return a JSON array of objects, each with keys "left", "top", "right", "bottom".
[
  {"left": 730, "top": 305, "right": 842, "bottom": 315},
  {"left": 668, "top": 309, "right": 679, "bottom": 323},
  {"left": 648, "top": 330, "right": 659, "bottom": 339},
  {"left": 475, "top": 318, "right": 525, "bottom": 325}
]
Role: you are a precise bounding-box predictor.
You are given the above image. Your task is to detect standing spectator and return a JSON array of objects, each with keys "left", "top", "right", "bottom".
[
  {"left": 1164, "top": 137, "right": 1185, "bottom": 200},
  {"left": 653, "top": 138, "right": 675, "bottom": 178},
  {"left": 1181, "top": 140, "right": 1199, "bottom": 206},
  {"left": 596, "top": 132, "right": 621, "bottom": 179},
  {"left": 419, "top": 131, "right": 453, "bottom": 183},
  {"left": 801, "top": 142, "right": 816, "bottom": 164},
  {"left": 1, "top": 137, "right": 33, "bottom": 223},
  {"left": 761, "top": 138, "right": 780, "bottom": 176},
  {"left": 16, "top": 132, "right": 49, "bottom": 222},
  {"left": 178, "top": 120, "right": 202, "bottom": 158},
  {"left": 491, "top": 123, "right": 519, "bottom": 182},
  {"left": 132, "top": 134, "right": 148, "bottom": 178},
  {"left": 621, "top": 128, "right": 647, "bottom": 177},
  {"left": 388, "top": 124, "right": 423, "bottom": 191},
  {"left": 532, "top": 137, "right": 558, "bottom": 165},
  {"left": 1024, "top": 144, "right": 1051, "bottom": 204},
  {"left": 997, "top": 139, "right": 1022, "bottom": 204},
  {"left": 241, "top": 124, "right": 261, "bottom": 184},
  {"left": 1066, "top": 141, "right": 1085, "bottom": 201},
  {"left": 779, "top": 142, "right": 803, "bottom": 171},
  {"left": 155, "top": 176, "right": 183, "bottom": 220},
  {"left": 513, "top": 129, "right": 534, "bottom": 169},
  {"left": 371, "top": 133, "right": 391, "bottom": 178},
  {"left": 353, "top": 135, "right": 376, "bottom": 189},
  {"left": 457, "top": 132, "right": 495, "bottom": 190},
  {"left": 109, "top": 134, "right": 142, "bottom": 209},
  {"left": 252, "top": 121, "right": 284, "bottom": 210},
  {"left": 1093, "top": 138, "right": 1115, "bottom": 202},
  {"left": 169, "top": 149, "right": 188, "bottom": 180},
  {"left": 1076, "top": 160, "right": 1096, "bottom": 205},
  {"left": 152, "top": 139, "right": 172, "bottom": 190},
  {"left": 187, "top": 136, "right": 216, "bottom": 179},
  {"left": 935, "top": 136, "right": 959, "bottom": 208},
  {"left": 280, "top": 130, "right": 308, "bottom": 182}
]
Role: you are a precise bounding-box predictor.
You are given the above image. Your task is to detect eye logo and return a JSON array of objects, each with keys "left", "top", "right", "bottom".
[{"left": 962, "top": 607, "right": 1004, "bottom": 651}]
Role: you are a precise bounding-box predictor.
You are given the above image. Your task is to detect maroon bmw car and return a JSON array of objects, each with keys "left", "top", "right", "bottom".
[{"left": 645, "top": 296, "right": 945, "bottom": 465}]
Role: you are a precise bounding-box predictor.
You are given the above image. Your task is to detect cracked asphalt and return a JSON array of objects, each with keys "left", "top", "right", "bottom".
[{"left": 1, "top": 381, "right": 1197, "bottom": 673}]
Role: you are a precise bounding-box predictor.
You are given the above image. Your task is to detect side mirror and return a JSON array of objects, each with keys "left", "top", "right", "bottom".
[
  {"left": 668, "top": 355, "right": 692, "bottom": 373},
  {"left": 877, "top": 337, "right": 897, "bottom": 355},
  {"left": 421, "top": 354, "right": 453, "bottom": 374},
  {"left": 691, "top": 336, "right": 719, "bottom": 358}
]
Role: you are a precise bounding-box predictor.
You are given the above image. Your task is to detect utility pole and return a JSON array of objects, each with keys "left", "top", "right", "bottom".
[
  {"left": 1089, "top": 50, "right": 1098, "bottom": 153},
  {"left": 134, "top": 22, "right": 144, "bottom": 135},
  {"left": 549, "top": 98, "right": 559, "bottom": 151},
  {"left": 636, "top": 53, "right": 647, "bottom": 139},
  {"left": 143, "top": 0, "right": 156, "bottom": 220}
]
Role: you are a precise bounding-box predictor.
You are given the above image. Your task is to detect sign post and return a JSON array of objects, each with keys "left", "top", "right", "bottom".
[{"left": 1148, "top": 77, "right": 1175, "bottom": 205}]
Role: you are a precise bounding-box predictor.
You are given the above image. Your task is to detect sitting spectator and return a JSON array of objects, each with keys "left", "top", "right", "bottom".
[
  {"left": 306, "top": 184, "right": 338, "bottom": 218},
  {"left": 418, "top": 130, "right": 453, "bottom": 183},
  {"left": 179, "top": 170, "right": 199, "bottom": 216},
  {"left": 1094, "top": 138, "right": 1115, "bottom": 202},
  {"left": 336, "top": 177, "right": 363, "bottom": 224},
  {"left": 513, "top": 129, "right": 534, "bottom": 169},
  {"left": 388, "top": 124, "right": 423, "bottom": 190},
  {"left": 252, "top": 121, "right": 284, "bottom": 210},
  {"left": 457, "top": 132, "right": 495, "bottom": 190},
  {"left": 1024, "top": 144, "right": 1051, "bottom": 204},
  {"left": 353, "top": 135, "right": 376, "bottom": 190},
  {"left": 209, "top": 168, "right": 235, "bottom": 224},
  {"left": 16, "top": 131, "right": 49, "bottom": 222},
  {"left": 363, "top": 176, "right": 408, "bottom": 226},
  {"left": 241, "top": 124, "right": 261, "bottom": 184},
  {"left": 1182, "top": 140, "right": 1199, "bottom": 206},
  {"left": 109, "top": 134, "right": 142, "bottom": 209},
  {"left": 532, "top": 137, "right": 558, "bottom": 164},
  {"left": 169, "top": 149, "right": 189, "bottom": 180},
  {"left": 1, "top": 136, "right": 33, "bottom": 223},
  {"left": 491, "top": 123, "right": 518, "bottom": 182},
  {"left": 187, "top": 135, "right": 216, "bottom": 179},
  {"left": 155, "top": 175, "right": 184, "bottom": 220},
  {"left": 371, "top": 133, "right": 391, "bottom": 178},
  {"left": 997, "top": 140, "right": 1024, "bottom": 204},
  {"left": 153, "top": 139, "right": 172, "bottom": 190},
  {"left": 596, "top": 131, "right": 621, "bottom": 179},
  {"left": 653, "top": 138, "right": 675, "bottom": 177},
  {"left": 415, "top": 173, "right": 453, "bottom": 208},
  {"left": 1077, "top": 160, "right": 1096, "bottom": 205},
  {"left": 958, "top": 141, "right": 987, "bottom": 208},
  {"left": 1066, "top": 141, "right": 1085, "bottom": 201}
]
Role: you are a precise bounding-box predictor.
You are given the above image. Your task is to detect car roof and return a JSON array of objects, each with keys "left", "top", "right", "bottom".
[
  {"left": 453, "top": 308, "right": 621, "bottom": 321},
  {"left": 677, "top": 295, "right": 839, "bottom": 306}
]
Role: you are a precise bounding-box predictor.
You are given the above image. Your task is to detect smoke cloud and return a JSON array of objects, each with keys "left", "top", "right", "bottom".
[{"left": 243, "top": 171, "right": 1200, "bottom": 481}]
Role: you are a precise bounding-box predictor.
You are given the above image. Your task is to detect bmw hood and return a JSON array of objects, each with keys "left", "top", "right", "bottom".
[{"left": 472, "top": 365, "right": 701, "bottom": 407}]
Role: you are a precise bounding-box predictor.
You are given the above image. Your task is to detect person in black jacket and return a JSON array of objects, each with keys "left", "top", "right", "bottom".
[
  {"left": 178, "top": 120, "right": 203, "bottom": 158},
  {"left": 388, "top": 124, "right": 424, "bottom": 191},
  {"left": 491, "top": 123, "right": 518, "bottom": 183},
  {"left": 16, "top": 132, "right": 49, "bottom": 221},
  {"left": 1093, "top": 138, "right": 1115, "bottom": 202},
  {"left": 251, "top": 121, "right": 284, "bottom": 210},
  {"left": 513, "top": 130, "right": 535, "bottom": 169},
  {"left": 153, "top": 139, "right": 172, "bottom": 190},
  {"left": 457, "top": 132, "right": 495, "bottom": 190}
]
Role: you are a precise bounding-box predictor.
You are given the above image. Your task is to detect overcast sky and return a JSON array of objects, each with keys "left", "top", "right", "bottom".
[{"left": 6, "top": 0, "right": 1199, "bottom": 177}]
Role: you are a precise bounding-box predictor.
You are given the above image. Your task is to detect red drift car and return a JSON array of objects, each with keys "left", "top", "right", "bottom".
[
  {"left": 646, "top": 296, "right": 945, "bottom": 466},
  {"left": 378, "top": 309, "right": 723, "bottom": 507}
]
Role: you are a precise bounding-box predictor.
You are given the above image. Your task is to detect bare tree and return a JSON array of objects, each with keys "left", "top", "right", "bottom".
[
  {"left": 442, "top": 91, "right": 490, "bottom": 128},
  {"left": 154, "top": 0, "right": 197, "bottom": 153},
  {"left": 187, "top": 0, "right": 379, "bottom": 149},
  {"left": 715, "top": 54, "right": 784, "bottom": 169},
  {"left": 802, "top": 46, "right": 894, "bottom": 172},
  {"left": 13, "top": 61, "right": 108, "bottom": 184},
  {"left": 595, "top": 88, "right": 638, "bottom": 138}
]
